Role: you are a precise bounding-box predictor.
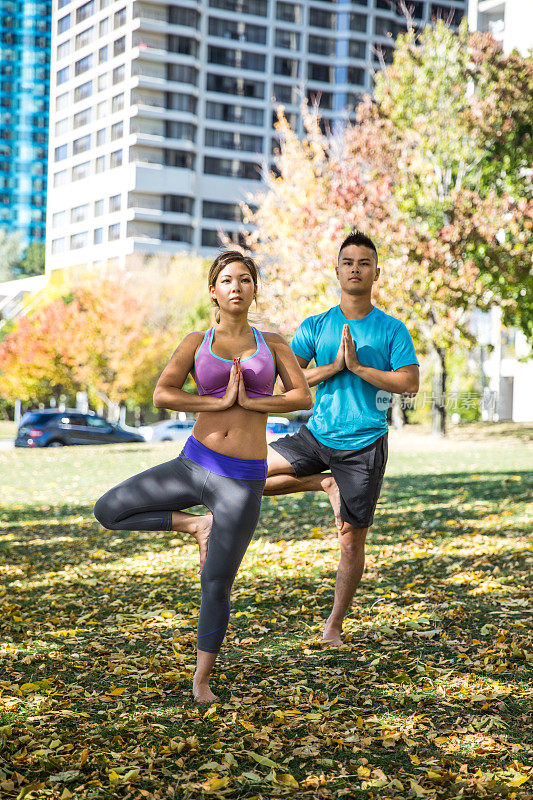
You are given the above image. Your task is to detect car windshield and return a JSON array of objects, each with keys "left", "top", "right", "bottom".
[{"left": 20, "top": 412, "right": 56, "bottom": 427}]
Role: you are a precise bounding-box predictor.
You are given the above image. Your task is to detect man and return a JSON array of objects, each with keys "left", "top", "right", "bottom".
[{"left": 266, "top": 231, "right": 419, "bottom": 646}]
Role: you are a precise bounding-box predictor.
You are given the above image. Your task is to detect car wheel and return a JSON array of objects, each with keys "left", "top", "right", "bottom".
[
  {"left": 161, "top": 437, "right": 172, "bottom": 442},
  {"left": 48, "top": 440, "right": 66, "bottom": 447}
]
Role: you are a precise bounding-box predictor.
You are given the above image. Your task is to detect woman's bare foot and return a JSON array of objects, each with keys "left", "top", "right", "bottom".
[
  {"left": 320, "top": 475, "right": 342, "bottom": 531},
  {"left": 193, "top": 673, "right": 219, "bottom": 703},
  {"left": 171, "top": 512, "right": 213, "bottom": 573}
]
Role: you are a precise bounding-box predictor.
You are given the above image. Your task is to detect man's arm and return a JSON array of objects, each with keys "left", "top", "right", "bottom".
[
  {"left": 344, "top": 328, "right": 419, "bottom": 394},
  {"left": 297, "top": 337, "right": 345, "bottom": 388}
]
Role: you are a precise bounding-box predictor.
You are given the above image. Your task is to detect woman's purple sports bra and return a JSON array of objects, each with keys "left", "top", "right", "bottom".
[{"left": 194, "top": 326, "right": 276, "bottom": 398}]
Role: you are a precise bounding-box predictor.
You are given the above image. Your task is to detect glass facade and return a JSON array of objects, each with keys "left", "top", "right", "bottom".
[{"left": 0, "top": 0, "right": 51, "bottom": 246}]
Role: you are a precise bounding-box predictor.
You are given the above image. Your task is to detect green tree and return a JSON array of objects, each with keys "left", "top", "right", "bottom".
[
  {"left": 16, "top": 242, "right": 46, "bottom": 277},
  {"left": 0, "top": 230, "right": 23, "bottom": 282}
]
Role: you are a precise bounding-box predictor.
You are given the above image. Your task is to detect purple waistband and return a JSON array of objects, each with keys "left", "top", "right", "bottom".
[{"left": 180, "top": 435, "right": 267, "bottom": 481}]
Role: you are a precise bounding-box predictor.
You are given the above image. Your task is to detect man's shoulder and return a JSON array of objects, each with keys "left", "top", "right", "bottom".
[
  {"left": 298, "top": 306, "right": 338, "bottom": 331},
  {"left": 373, "top": 307, "right": 409, "bottom": 334}
]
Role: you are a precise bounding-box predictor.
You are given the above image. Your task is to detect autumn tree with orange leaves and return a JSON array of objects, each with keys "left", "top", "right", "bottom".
[{"left": 242, "top": 21, "right": 532, "bottom": 434}]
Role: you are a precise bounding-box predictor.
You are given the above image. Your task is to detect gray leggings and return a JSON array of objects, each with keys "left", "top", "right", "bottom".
[{"left": 93, "top": 455, "right": 265, "bottom": 652}]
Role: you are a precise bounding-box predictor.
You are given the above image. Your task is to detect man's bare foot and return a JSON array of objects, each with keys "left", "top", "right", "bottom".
[
  {"left": 191, "top": 514, "right": 213, "bottom": 573},
  {"left": 322, "top": 618, "right": 343, "bottom": 647},
  {"left": 192, "top": 674, "right": 219, "bottom": 703},
  {"left": 320, "top": 475, "right": 342, "bottom": 531}
]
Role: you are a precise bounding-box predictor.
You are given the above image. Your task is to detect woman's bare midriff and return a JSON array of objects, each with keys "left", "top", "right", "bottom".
[{"left": 192, "top": 405, "right": 268, "bottom": 460}]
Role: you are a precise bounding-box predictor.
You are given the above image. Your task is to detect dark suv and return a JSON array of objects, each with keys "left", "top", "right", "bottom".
[{"left": 15, "top": 409, "right": 145, "bottom": 447}]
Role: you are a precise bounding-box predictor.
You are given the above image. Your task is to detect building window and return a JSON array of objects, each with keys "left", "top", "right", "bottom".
[
  {"left": 208, "top": 18, "right": 267, "bottom": 45},
  {"left": 70, "top": 231, "right": 88, "bottom": 249},
  {"left": 203, "top": 200, "right": 241, "bottom": 221},
  {"left": 96, "top": 128, "right": 106, "bottom": 146},
  {"left": 165, "top": 121, "right": 196, "bottom": 141},
  {"left": 274, "top": 57, "right": 299, "bottom": 77},
  {"left": 111, "top": 93, "right": 124, "bottom": 113},
  {"left": 71, "top": 204, "right": 89, "bottom": 223},
  {"left": 273, "top": 83, "right": 298, "bottom": 104},
  {"left": 431, "top": 4, "right": 462, "bottom": 25},
  {"left": 55, "top": 118, "right": 69, "bottom": 136},
  {"left": 308, "top": 35, "right": 335, "bottom": 56},
  {"left": 76, "top": 1, "right": 95, "bottom": 25},
  {"left": 205, "top": 101, "right": 264, "bottom": 126},
  {"left": 350, "top": 13, "right": 367, "bottom": 33},
  {"left": 114, "top": 35, "right": 126, "bottom": 56},
  {"left": 58, "top": 0, "right": 71, "bottom": 8},
  {"left": 166, "top": 63, "right": 198, "bottom": 85},
  {"left": 112, "top": 64, "right": 125, "bottom": 84},
  {"left": 209, "top": 0, "right": 268, "bottom": 16},
  {"left": 73, "top": 108, "right": 91, "bottom": 128},
  {"left": 165, "top": 150, "right": 195, "bottom": 169},
  {"left": 55, "top": 143, "right": 68, "bottom": 161},
  {"left": 161, "top": 223, "right": 192, "bottom": 242},
  {"left": 349, "top": 39, "right": 366, "bottom": 59},
  {"left": 109, "top": 194, "right": 121, "bottom": 212},
  {"left": 94, "top": 199, "right": 104, "bottom": 215},
  {"left": 96, "top": 100, "right": 106, "bottom": 118},
  {"left": 52, "top": 211, "right": 67, "bottom": 228},
  {"left": 74, "top": 81, "right": 92, "bottom": 102},
  {"left": 72, "top": 161, "right": 91, "bottom": 180},
  {"left": 54, "top": 170, "right": 68, "bottom": 187},
  {"left": 98, "top": 73, "right": 108, "bottom": 90},
  {"left": 208, "top": 46, "right": 266, "bottom": 72},
  {"left": 275, "top": 29, "right": 300, "bottom": 50},
  {"left": 275, "top": 1, "right": 301, "bottom": 23},
  {"left": 57, "top": 66, "right": 69, "bottom": 85},
  {"left": 347, "top": 66, "right": 365, "bottom": 85},
  {"left": 166, "top": 93, "right": 197, "bottom": 114},
  {"left": 204, "top": 157, "right": 260, "bottom": 180},
  {"left": 56, "top": 92, "right": 69, "bottom": 111},
  {"left": 167, "top": 35, "right": 199, "bottom": 57},
  {"left": 111, "top": 121, "right": 123, "bottom": 140},
  {"left": 57, "top": 40, "right": 70, "bottom": 59},
  {"left": 168, "top": 6, "right": 200, "bottom": 27},
  {"left": 99, "top": 45, "right": 108, "bottom": 63},
  {"left": 114, "top": 7, "right": 126, "bottom": 28},
  {"left": 110, "top": 149, "right": 123, "bottom": 168},
  {"left": 308, "top": 62, "right": 334, "bottom": 83},
  {"left": 163, "top": 195, "right": 193, "bottom": 213},
  {"left": 95, "top": 155, "right": 105, "bottom": 172},
  {"left": 75, "top": 54, "right": 92, "bottom": 76},
  {"left": 73, "top": 134, "right": 91, "bottom": 154},
  {"left": 206, "top": 74, "right": 265, "bottom": 99},
  {"left": 99, "top": 17, "right": 109, "bottom": 36},
  {"left": 108, "top": 223, "right": 120, "bottom": 240},
  {"left": 75, "top": 26, "right": 94, "bottom": 50},
  {"left": 58, "top": 14, "right": 70, "bottom": 34},
  {"left": 94, "top": 227, "right": 103, "bottom": 244},
  {"left": 205, "top": 129, "right": 263, "bottom": 153},
  {"left": 52, "top": 238, "right": 66, "bottom": 254},
  {"left": 309, "top": 9, "right": 336, "bottom": 29}
]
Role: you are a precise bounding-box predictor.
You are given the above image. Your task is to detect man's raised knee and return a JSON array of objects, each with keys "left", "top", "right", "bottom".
[{"left": 93, "top": 497, "right": 116, "bottom": 530}]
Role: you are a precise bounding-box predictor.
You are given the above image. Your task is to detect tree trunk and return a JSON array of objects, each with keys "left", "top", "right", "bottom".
[{"left": 432, "top": 346, "right": 447, "bottom": 436}]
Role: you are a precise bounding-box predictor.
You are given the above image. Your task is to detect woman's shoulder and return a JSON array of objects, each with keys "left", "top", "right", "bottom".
[{"left": 261, "top": 331, "right": 287, "bottom": 346}]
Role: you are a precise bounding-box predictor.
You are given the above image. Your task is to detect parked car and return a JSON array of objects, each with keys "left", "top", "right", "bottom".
[
  {"left": 15, "top": 409, "right": 145, "bottom": 447},
  {"left": 266, "top": 416, "right": 301, "bottom": 435},
  {"left": 140, "top": 418, "right": 195, "bottom": 443}
]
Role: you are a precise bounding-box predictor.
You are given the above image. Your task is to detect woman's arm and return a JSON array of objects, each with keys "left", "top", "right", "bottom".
[
  {"left": 153, "top": 332, "right": 239, "bottom": 412},
  {"left": 237, "top": 333, "right": 312, "bottom": 413}
]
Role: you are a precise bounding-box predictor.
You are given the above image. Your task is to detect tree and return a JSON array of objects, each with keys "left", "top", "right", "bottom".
[
  {"left": 16, "top": 242, "right": 46, "bottom": 277},
  {"left": 0, "top": 231, "right": 23, "bottom": 282}
]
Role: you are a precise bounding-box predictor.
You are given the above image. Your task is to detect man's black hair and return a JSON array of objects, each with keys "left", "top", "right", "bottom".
[{"left": 338, "top": 230, "right": 378, "bottom": 264}]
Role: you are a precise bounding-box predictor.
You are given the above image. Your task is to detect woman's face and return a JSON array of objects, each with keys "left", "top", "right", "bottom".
[{"left": 210, "top": 261, "right": 256, "bottom": 315}]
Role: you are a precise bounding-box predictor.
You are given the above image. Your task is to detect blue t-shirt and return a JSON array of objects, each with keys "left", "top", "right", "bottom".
[{"left": 291, "top": 305, "right": 419, "bottom": 450}]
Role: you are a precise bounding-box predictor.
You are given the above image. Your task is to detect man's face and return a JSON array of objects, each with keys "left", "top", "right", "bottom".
[{"left": 336, "top": 244, "right": 379, "bottom": 295}]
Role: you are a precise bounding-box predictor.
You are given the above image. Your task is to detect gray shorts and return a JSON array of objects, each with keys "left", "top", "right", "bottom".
[{"left": 270, "top": 425, "right": 388, "bottom": 528}]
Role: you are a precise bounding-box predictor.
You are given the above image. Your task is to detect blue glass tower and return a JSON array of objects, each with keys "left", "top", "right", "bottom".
[{"left": 0, "top": 0, "right": 51, "bottom": 248}]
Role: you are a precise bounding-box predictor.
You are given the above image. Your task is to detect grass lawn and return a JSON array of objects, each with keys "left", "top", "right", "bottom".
[{"left": 0, "top": 425, "right": 532, "bottom": 799}]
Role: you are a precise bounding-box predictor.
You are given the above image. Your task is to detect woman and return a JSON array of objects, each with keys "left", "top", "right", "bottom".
[{"left": 94, "top": 251, "right": 311, "bottom": 702}]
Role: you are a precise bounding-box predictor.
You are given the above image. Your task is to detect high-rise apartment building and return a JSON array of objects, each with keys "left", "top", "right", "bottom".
[
  {"left": 45, "top": 0, "right": 466, "bottom": 273},
  {"left": 468, "top": 0, "right": 533, "bottom": 55},
  {"left": 0, "top": 0, "right": 51, "bottom": 247}
]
